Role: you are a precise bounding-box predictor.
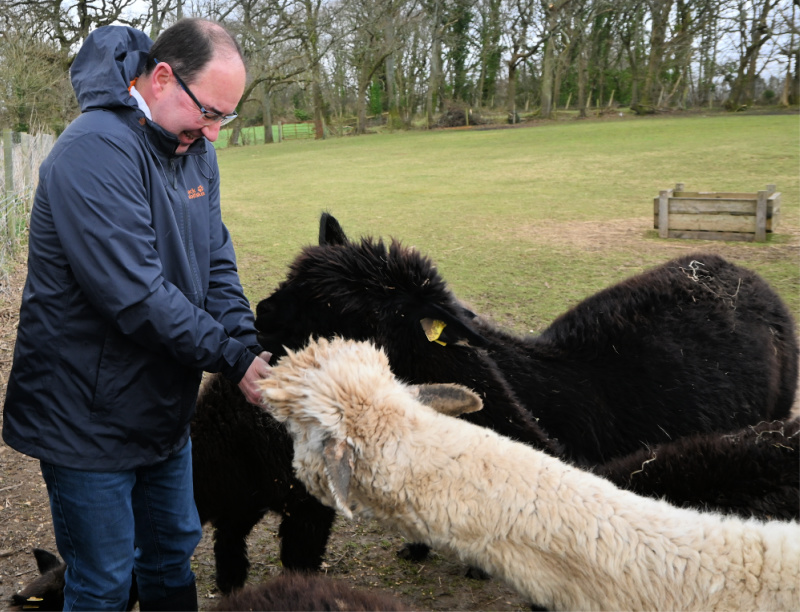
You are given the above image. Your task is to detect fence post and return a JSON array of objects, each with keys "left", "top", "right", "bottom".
[
  {"left": 755, "top": 190, "right": 768, "bottom": 242},
  {"left": 658, "top": 189, "right": 671, "bottom": 238},
  {"left": 3, "top": 129, "right": 13, "bottom": 200},
  {"left": 20, "top": 133, "right": 32, "bottom": 215},
  {"left": 3, "top": 129, "right": 15, "bottom": 246}
]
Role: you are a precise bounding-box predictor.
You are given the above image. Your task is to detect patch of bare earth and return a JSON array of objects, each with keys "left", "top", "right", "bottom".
[
  {"left": 0, "top": 262, "right": 63, "bottom": 608},
  {"left": 512, "top": 216, "right": 800, "bottom": 262},
  {"left": 0, "top": 261, "right": 528, "bottom": 611}
]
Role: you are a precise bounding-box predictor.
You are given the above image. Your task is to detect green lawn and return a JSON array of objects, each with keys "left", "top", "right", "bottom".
[{"left": 217, "top": 114, "right": 800, "bottom": 333}]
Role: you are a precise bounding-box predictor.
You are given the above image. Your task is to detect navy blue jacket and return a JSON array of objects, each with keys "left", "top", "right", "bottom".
[{"left": 2, "top": 26, "right": 261, "bottom": 470}]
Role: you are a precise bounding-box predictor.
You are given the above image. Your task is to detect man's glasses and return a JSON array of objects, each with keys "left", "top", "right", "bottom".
[{"left": 154, "top": 59, "right": 238, "bottom": 126}]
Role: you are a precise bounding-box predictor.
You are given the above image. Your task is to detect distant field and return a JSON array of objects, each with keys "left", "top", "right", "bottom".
[
  {"left": 214, "top": 122, "right": 317, "bottom": 146},
  {"left": 217, "top": 114, "right": 799, "bottom": 333}
]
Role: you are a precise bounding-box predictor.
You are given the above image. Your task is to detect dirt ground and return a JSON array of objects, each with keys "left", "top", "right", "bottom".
[{"left": 1, "top": 219, "right": 798, "bottom": 611}]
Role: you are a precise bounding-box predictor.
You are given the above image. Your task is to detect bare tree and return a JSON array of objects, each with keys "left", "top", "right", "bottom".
[
  {"left": 149, "top": 0, "right": 177, "bottom": 39},
  {"left": 501, "top": 0, "right": 542, "bottom": 121},
  {"left": 476, "top": 0, "right": 503, "bottom": 106},
  {"left": 425, "top": 0, "right": 445, "bottom": 126},
  {"left": 228, "top": 0, "right": 308, "bottom": 145},
  {"left": 3, "top": 0, "right": 149, "bottom": 68},
  {"left": 728, "top": 0, "right": 781, "bottom": 106},
  {"left": 0, "top": 28, "right": 76, "bottom": 132},
  {"left": 339, "top": 0, "right": 415, "bottom": 133},
  {"left": 396, "top": 15, "right": 430, "bottom": 121},
  {"left": 540, "top": 0, "right": 576, "bottom": 118},
  {"left": 777, "top": 0, "right": 798, "bottom": 104}
]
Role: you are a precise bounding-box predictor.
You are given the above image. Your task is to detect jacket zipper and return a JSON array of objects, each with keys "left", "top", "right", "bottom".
[
  {"left": 169, "top": 157, "right": 204, "bottom": 448},
  {"left": 170, "top": 158, "right": 203, "bottom": 308}
]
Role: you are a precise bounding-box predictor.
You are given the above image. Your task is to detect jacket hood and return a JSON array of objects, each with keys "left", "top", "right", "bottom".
[{"left": 71, "top": 25, "right": 153, "bottom": 113}]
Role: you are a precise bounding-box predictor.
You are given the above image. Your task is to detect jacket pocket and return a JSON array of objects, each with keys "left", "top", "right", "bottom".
[{"left": 90, "top": 327, "right": 183, "bottom": 422}]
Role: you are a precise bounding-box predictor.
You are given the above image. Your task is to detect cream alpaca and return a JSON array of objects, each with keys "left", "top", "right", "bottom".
[{"left": 260, "top": 337, "right": 800, "bottom": 612}]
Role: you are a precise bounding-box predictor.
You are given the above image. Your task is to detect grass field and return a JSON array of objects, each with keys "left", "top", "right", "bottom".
[{"left": 217, "top": 113, "right": 799, "bottom": 333}]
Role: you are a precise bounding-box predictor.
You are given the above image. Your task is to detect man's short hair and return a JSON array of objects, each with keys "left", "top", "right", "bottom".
[{"left": 145, "top": 18, "right": 244, "bottom": 83}]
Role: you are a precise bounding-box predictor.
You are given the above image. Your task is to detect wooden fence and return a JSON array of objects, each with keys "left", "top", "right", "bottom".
[
  {"left": 277, "top": 121, "right": 316, "bottom": 141},
  {"left": 0, "top": 129, "right": 55, "bottom": 272},
  {"left": 653, "top": 183, "right": 780, "bottom": 242}
]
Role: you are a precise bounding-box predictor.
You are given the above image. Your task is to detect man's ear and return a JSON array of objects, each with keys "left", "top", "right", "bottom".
[
  {"left": 410, "top": 383, "right": 483, "bottom": 417},
  {"left": 148, "top": 61, "right": 173, "bottom": 100},
  {"left": 322, "top": 437, "right": 354, "bottom": 519}
]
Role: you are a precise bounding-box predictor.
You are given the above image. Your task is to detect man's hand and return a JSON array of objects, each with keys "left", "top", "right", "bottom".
[{"left": 238, "top": 351, "right": 272, "bottom": 405}]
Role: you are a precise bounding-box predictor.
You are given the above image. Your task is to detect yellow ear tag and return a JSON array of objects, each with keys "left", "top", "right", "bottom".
[{"left": 421, "top": 318, "right": 447, "bottom": 346}]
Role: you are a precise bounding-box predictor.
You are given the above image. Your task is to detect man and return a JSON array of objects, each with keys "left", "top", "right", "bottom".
[{"left": 2, "top": 19, "right": 270, "bottom": 611}]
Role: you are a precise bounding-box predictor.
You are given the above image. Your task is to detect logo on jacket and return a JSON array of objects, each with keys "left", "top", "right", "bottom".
[{"left": 187, "top": 185, "right": 206, "bottom": 199}]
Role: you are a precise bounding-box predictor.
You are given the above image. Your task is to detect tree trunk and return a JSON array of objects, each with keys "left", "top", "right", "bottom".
[
  {"left": 150, "top": 0, "right": 163, "bottom": 39},
  {"left": 540, "top": 1, "right": 559, "bottom": 119},
  {"left": 728, "top": 0, "right": 777, "bottom": 107},
  {"left": 479, "top": 0, "right": 503, "bottom": 107},
  {"left": 540, "top": 0, "right": 571, "bottom": 118},
  {"left": 385, "top": 20, "right": 399, "bottom": 123},
  {"left": 577, "top": 32, "right": 588, "bottom": 118},
  {"left": 261, "top": 81, "right": 274, "bottom": 144},
  {"left": 698, "top": 5, "right": 719, "bottom": 107},
  {"left": 426, "top": 0, "right": 443, "bottom": 128},
  {"left": 449, "top": 0, "right": 471, "bottom": 102},
  {"left": 540, "top": 37, "right": 555, "bottom": 118},
  {"left": 296, "top": 0, "right": 325, "bottom": 139},
  {"left": 507, "top": 60, "right": 517, "bottom": 122},
  {"left": 779, "top": 2, "right": 794, "bottom": 106},
  {"left": 228, "top": 124, "right": 241, "bottom": 147},
  {"left": 640, "top": 0, "right": 673, "bottom": 108},
  {"left": 619, "top": 2, "right": 645, "bottom": 108},
  {"left": 793, "top": 45, "right": 800, "bottom": 105},
  {"left": 312, "top": 77, "right": 325, "bottom": 139},
  {"left": 356, "top": 71, "right": 369, "bottom": 134}
]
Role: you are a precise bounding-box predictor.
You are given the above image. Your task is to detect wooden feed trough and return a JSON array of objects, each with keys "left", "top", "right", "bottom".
[{"left": 653, "top": 183, "right": 780, "bottom": 242}]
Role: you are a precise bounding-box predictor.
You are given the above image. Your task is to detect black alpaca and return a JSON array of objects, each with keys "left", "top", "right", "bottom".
[
  {"left": 191, "top": 373, "right": 336, "bottom": 593},
  {"left": 596, "top": 417, "right": 799, "bottom": 520},
  {"left": 212, "top": 571, "right": 409, "bottom": 611},
  {"left": 257, "top": 213, "right": 797, "bottom": 465},
  {"left": 9, "top": 549, "right": 138, "bottom": 612}
]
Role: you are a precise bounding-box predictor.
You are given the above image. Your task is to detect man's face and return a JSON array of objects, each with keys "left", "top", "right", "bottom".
[{"left": 152, "top": 56, "right": 246, "bottom": 154}]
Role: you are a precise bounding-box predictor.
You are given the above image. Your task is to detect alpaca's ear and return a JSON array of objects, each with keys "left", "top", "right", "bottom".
[
  {"left": 319, "top": 212, "right": 348, "bottom": 246},
  {"left": 322, "top": 436, "right": 354, "bottom": 519},
  {"left": 411, "top": 383, "right": 483, "bottom": 416},
  {"left": 33, "top": 548, "right": 62, "bottom": 573}
]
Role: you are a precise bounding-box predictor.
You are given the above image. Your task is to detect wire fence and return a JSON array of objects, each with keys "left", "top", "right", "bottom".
[{"left": 0, "top": 129, "right": 55, "bottom": 279}]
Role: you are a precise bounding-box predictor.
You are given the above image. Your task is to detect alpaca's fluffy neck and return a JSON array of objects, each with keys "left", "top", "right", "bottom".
[{"left": 350, "top": 408, "right": 799, "bottom": 611}]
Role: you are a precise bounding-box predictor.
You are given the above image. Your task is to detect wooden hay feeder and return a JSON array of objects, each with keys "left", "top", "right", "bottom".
[{"left": 653, "top": 183, "right": 780, "bottom": 242}]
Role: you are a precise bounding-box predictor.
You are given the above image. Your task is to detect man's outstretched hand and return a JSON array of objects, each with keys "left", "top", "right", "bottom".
[{"left": 238, "top": 351, "right": 272, "bottom": 405}]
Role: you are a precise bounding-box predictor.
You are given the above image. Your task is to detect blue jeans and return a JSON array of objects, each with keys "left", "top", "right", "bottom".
[{"left": 40, "top": 439, "right": 202, "bottom": 611}]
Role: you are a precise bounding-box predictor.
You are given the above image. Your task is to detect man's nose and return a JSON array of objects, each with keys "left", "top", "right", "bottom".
[{"left": 201, "top": 122, "right": 222, "bottom": 141}]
